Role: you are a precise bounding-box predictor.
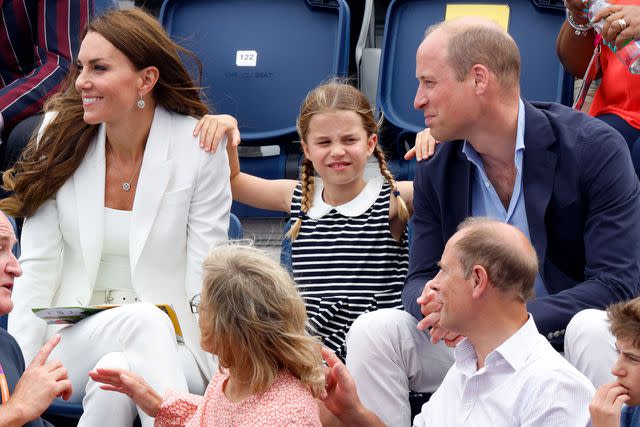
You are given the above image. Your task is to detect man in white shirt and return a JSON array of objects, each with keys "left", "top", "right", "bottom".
[{"left": 320, "top": 218, "right": 595, "bottom": 426}]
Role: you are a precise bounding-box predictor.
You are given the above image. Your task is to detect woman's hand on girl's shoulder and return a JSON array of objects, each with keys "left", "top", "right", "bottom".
[
  {"left": 193, "top": 114, "right": 240, "bottom": 153},
  {"left": 404, "top": 128, "right": 440, "bottom": 162}
]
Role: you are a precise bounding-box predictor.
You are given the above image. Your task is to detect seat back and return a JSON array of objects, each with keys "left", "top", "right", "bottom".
[
  {"left": 378, "top": 0, "right": 572, "bottom": 174},
  {"left": 280, "top": 219, "right": 294, "bottom": 273},
  {"left": 160, "top": 0, "right": 350, "bottom": 143},
  {"left": 228, "top": 213, "right": 244, "bottom": 240},
  {"left": 161, "top": 0, "right": 350, "bottom": 218}
]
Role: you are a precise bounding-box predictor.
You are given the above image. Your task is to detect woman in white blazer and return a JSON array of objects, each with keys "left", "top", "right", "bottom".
[{"left": 0, "top": 9, "right": 234, "bottom": 427}]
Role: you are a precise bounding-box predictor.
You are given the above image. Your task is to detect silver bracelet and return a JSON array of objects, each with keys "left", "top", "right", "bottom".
[{"left": 568, "top": 12, "right": 592, "bottom": 36}]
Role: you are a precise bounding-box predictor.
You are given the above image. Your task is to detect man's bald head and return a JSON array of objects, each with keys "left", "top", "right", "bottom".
[
  {"left": 422, "top": 17, "right": 521, "bottom": 90},
  {"left": 452, "top": 217, "right": 538, "bottom": 301}
]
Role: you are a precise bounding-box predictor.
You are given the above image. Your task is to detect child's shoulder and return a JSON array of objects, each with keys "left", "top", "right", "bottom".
[
  {"left": 259, "top": 371, "right": 320, "bottom": 426},
  {"left": 270, "top": 370, "right": 313, "bottom": 395}
]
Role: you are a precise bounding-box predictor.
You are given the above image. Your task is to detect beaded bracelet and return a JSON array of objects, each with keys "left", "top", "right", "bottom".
[{"left": 568, "top": 12, "right": 592, "bottom": 36}]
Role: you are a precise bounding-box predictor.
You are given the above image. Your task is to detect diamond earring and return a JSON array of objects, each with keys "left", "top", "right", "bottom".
[{"left": 137, "top": 94, "right": 145, "bottom": 109}]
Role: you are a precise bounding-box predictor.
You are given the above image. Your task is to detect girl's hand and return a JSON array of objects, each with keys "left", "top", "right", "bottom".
[
  {"left": 588, "top": 382, "right": 629, "bottom": 427},
  {"left": 193, "top": 114, "right": 240, "bottom": 153},
  {"left": 593, "top": 5, "right": 640, "bottom": 49},
  {"left": 404, "top": 128, "right": 440, "bottom": 161},
  {"left": 88, "top": 368, "right": 162, "bottom": 418}
]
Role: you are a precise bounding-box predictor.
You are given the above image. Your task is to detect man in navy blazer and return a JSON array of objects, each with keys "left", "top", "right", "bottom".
[{"left": 345, "top": 17, "right": 640, "bottom": 426}]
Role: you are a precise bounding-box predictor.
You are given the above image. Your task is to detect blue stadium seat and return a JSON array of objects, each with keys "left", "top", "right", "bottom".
[
  {"left": 378, "top": 0, "right": 573, "bottom": 180},
  {"left": 228, "top": 213, "right": 243, "bottom": 240},
  {"left": 280, "top": 219, "right": 294, "bottom": 273},
  {"left": 160, "top": 0, "right": 350, "bottom": 217}
]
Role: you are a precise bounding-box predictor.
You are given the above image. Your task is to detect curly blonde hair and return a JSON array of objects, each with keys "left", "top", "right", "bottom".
[{"left": 200, "top": 243, "right": 325, "bottom": 397}]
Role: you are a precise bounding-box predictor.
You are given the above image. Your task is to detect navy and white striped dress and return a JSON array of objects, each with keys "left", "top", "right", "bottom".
[{"left": 290, "top": 176, "right": 409, "bottom": 356}]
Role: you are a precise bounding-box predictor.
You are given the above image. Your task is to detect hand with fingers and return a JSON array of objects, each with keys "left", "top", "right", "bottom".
[
  {"left": 589, "top": 382, "right": 629, "bottom": 427},
  {"left": 88, "top": 368, "right": 162, "bottom": 418},
  {"left": 404, "top": 128, "right": 440, "bottom": 161},
  {"left": 320, "top": 347, "right": 384, "bottom": 427},
  {"left": 593, "top": 5, "right": 640, "bottom": 49},
  {"left": 192, "top": 114, "right": 240, "bottom": 153},
  {"left": 416, "top": 282, "right": 464, "bottom": 347},
  {"left": 2, "top": 335, "right": 73, "bottom": 424}
]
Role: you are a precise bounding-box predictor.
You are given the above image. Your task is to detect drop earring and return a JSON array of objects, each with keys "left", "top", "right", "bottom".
[{"left": 137, "top": 94, "right": 145, "bottom": 109}]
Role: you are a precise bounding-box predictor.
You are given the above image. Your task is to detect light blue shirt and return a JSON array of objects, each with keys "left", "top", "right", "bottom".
[{"left": 461, "top": 99, "right": 546, "bottom": 297}]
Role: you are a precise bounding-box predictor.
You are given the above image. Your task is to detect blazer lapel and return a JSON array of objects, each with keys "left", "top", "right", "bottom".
[
  {"left": 74, "top": 124, "right": 106, "bottom": 288},
  {"left": 522, "top": 102, "right": 557, "bottom": 277},
  {"left": 129, "top": 107, "right": 172, "bottom": 278}
]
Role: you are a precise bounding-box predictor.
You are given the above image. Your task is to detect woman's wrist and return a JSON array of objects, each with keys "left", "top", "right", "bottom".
[{"left": 568, "top": 11, "right": 593, "bottom": 36}]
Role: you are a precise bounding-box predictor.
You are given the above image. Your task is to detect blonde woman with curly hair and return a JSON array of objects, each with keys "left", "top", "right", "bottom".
[{"left": 90, "top": 243, "right": 325, "bottom": 426}]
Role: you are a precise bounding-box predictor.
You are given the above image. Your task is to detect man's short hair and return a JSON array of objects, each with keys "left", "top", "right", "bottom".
[
  {"left": 425, "top": 20, "right": 521, "bottom": 89},
  {"left": 454, "top": 217, "right": 538, "bottom": 301},
  {"left": 608, "top": 297, "right": 640, "bottom": 349}
]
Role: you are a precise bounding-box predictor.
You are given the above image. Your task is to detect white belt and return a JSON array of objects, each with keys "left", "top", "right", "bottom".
[{"left": 92, "top": 289, "right": 140, "bottom": 305}]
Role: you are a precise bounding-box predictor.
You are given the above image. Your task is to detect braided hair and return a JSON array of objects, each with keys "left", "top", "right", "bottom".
[{"left": 286, "top": 80, "right": 409, "bottom": 240}]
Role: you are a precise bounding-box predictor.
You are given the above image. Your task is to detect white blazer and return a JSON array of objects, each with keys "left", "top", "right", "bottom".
[{"left": 8, "top": 106, "right": 231, "bottom": 377}]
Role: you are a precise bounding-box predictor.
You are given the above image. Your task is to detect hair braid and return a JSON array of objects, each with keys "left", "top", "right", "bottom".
[
  {"left": 373, "top": 145, "right": 409, "bottom": 223},
  {"left": 286, "top": 158, "right": 315, "bottom": 241}
]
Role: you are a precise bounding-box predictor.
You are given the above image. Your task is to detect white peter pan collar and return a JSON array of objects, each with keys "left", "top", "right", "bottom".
[{"left": 306, "top": 175, "right": 385, "bottom": 219}]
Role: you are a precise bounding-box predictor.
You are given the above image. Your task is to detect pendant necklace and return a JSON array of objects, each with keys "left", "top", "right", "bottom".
[{"left": 107, "top": 142, "right": 142, "bottom": 192}]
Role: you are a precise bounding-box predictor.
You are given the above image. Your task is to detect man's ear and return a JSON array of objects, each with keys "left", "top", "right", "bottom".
[
  {"left": 470, "top": 64, "right": 490, "bottom": 94},
  {"left": 470, "top": 265, "right": 489, "bottom": 299}
]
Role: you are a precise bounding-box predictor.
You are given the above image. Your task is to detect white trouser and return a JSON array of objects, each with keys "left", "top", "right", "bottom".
[
  {"left": 564, "top": 308, "right": 617, "bottom": 387},
  {"left": 346, "top": 309, "right": 454, "bottom": 427},
  {"left": 50, "top": 303, "right": 207, "bottom": 427}
]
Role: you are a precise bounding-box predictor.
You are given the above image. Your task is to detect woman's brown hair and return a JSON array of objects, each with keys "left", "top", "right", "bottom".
[
  {"left": 287, "top": 79, "right": 409, "bottom": 240},
  {"left": 1, "top": 8, "right": 209, "bottom": 218}
]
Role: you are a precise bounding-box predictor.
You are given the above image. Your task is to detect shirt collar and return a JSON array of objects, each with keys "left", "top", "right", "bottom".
[
  {"left": 461, "top": 98, "right": 527, "bottom": 170},
  {"left": 454, "top": 314, "right": 539, "bottom": 375},
  {"left": 493, "top": 314, "right": 539, "bottom": 370},
  {"left": 306, "top": 175, "right": 384, "bottom": 219}
]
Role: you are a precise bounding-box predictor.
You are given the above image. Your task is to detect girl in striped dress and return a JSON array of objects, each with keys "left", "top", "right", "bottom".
[{"left": 223, "top": 81, "right": 414, "bottom": 358}]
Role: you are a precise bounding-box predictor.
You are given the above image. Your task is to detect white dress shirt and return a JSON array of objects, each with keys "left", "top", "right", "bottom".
[{"left": 413, "top": 315, "right": 595, "bottom": 427}]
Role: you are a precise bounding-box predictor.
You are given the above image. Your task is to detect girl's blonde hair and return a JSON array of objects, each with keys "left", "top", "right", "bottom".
[
  {"left": 287, "top": 80, "right": 409, "bottom": 240},
  {"left": 200, "top": 243, "right": 325, "bottom": 397}
]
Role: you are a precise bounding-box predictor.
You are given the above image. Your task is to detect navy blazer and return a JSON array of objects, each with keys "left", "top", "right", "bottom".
[{"left": 404, "top": 101, "right": 640, "bottom": 347}]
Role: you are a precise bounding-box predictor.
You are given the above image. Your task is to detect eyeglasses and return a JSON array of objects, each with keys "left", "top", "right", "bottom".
[{"left": 190, "top": 294, "right": 201, "bottom": 314}]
